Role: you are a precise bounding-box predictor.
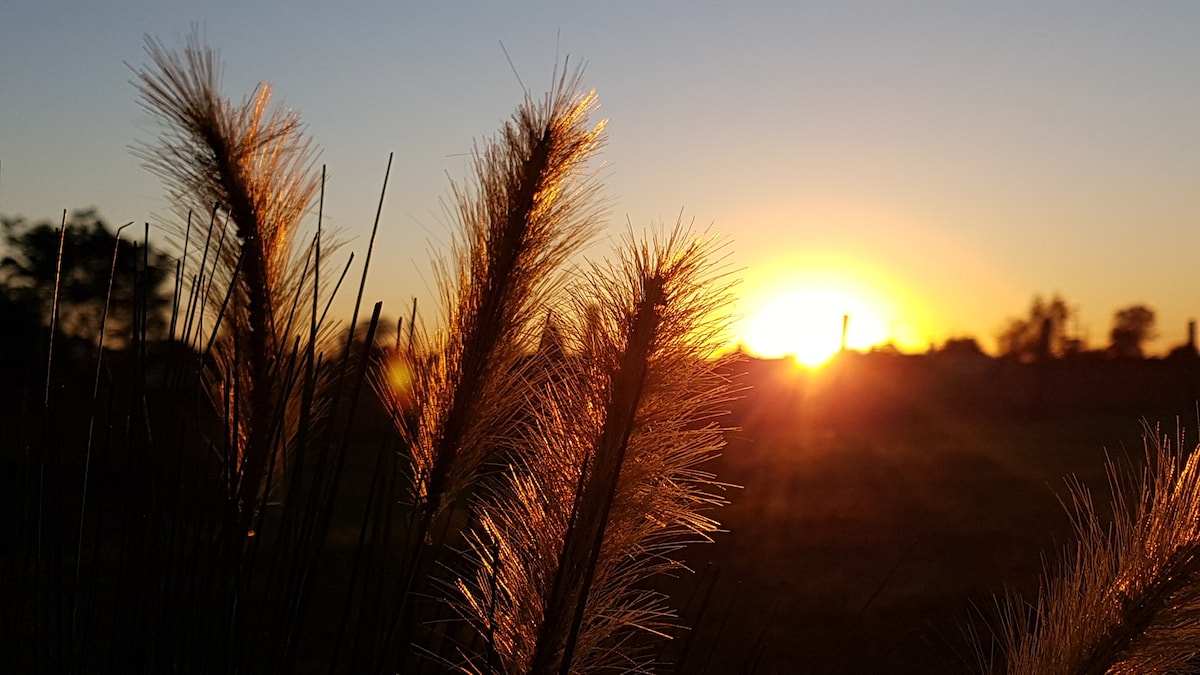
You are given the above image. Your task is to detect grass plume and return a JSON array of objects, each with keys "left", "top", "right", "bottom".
[
  {"left": 132, "top": 32, "right": 329, "bottom": 532},
  {"left": 991, "top": 425, "right": 1200, "bottom": 674},
  {"left": 377, "top": 68, "right": 606, "bottom": 540},
  {"left": 452, "top": 224, "right": 738, "bottom": 674}
]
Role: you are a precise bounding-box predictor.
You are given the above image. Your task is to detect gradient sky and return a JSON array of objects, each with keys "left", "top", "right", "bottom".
[{"left": 4, "top": 2, "right": 1200, "bottom": 354}]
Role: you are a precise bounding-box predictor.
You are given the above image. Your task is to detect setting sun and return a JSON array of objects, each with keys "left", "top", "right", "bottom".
[{"left": 743, "top": 287, "right": 892, "bottom": 367}]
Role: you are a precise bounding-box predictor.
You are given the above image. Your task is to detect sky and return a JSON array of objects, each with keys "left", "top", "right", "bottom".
[{"left": 4, "top": 2, "right": 1200, "bottom": 355}]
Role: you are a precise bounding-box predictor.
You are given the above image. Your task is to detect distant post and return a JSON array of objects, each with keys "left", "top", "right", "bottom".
[{"left": 841, "top": 313, "right": 849, "bottom": 352}]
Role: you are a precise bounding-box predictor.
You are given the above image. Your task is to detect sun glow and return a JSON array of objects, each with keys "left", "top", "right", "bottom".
[{"left": 743, "top": 287, "right": 892, "bottom": 368}]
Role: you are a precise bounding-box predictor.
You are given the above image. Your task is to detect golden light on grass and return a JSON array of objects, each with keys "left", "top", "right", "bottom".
[
  {"left": 743, "top": 286, "right": 890, "bottom": 367},
  {"left": 992, "top": 428, "right": 1200, "bottom": 673}
]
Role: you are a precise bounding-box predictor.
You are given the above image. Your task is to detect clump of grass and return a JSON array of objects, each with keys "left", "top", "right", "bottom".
[
  {"left": 132, "top": 32, "right": 331, "bottom": 533},
  {"left": 452, "top": 225, "right": 738, "bottom": 674},
  {"left": 990, "top": 425, "right": 1200, "bottom": 674},
  {"left": 370, "top": 71, "right": 743, "bottom": 672},
  {"left": 368, "top": 68, "right": 610, "bottom": 672},
  {"left": 7, "top": 31, "right": 743, "bottom": 675}
]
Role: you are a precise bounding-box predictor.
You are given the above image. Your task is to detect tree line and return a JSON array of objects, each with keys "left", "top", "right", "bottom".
[
  {"left": 1, "top": 216, "right": 1175, "bottom": 365},
  {"left": 993, "top": 293, "right": 1167, "bottom": 361}
]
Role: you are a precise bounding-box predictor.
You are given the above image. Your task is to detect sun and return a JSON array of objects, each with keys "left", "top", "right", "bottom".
[{"left": 742, "top": 287, "right": 891, "bottom": 368}]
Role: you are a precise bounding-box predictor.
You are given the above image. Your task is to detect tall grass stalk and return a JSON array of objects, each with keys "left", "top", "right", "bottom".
[
  {"left": 44, "top": 210, "right": 67, "bottom": 407},
  {"left": 992, "top": 426, "right": 1200, "bottom": 674},
  {"left": 72, "top": 220, "right": 133, "bottom": 635}
]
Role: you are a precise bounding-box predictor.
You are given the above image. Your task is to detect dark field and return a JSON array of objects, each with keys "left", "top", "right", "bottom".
[
  {"left": 6, "top": 343, "right": 1200, "bottom": 673},
  {"left": 662, "top": 352, "right": 1200, "bottom": 673}
]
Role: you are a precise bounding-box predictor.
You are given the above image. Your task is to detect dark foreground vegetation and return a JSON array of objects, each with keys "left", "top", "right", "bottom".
[
  {"left": 3, "top": 33, "right": 735, "bottom": 675},
  {"left": 6, "top": 330, "right": 1200, "bottom": 673}
]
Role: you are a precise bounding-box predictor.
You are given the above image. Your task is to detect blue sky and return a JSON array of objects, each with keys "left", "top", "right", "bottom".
[{"left": 4, "top": 2, "right": 1200, "bottom": 353}]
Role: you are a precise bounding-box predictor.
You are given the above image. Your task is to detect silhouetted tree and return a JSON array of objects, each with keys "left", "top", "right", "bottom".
[
  {"left": 0, "top": 209, "right": 171, "bottom": 347},
  {"left": 1109, "top": 304, "right": 1157, "bottom": 359},
  {"left": 997, "top": 293, "right": 1081, "bottom": 362}
]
